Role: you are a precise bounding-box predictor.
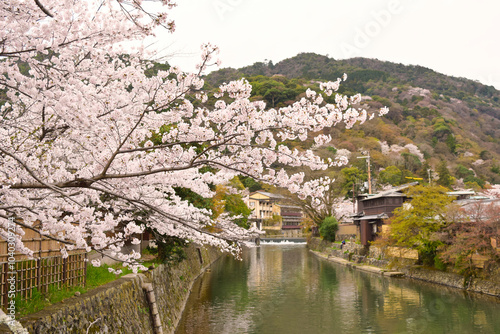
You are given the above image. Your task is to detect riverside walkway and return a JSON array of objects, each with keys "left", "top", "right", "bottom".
[{"left": 311, "top": 250, "right": 405, "bottom": 277}]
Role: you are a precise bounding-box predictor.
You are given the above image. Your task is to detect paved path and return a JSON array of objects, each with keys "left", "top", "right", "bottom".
[{"left": 311, "top": 250, "right": 405, "bottom": 277}]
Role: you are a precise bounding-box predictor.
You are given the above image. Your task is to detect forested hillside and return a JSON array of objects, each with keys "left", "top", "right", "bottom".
[{"left": 204, "top": 53, "right": 500, "bottom": 192}]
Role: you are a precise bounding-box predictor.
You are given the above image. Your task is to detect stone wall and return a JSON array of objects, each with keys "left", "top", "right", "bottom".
[
  {"left": 308, "top": 237, "right": 366, "bottom": 258},
  {"left": 20, "top": 275, "right": 153, "bottom": 334},
  {"left": 307, "top": 237, "right": 500, "bottom": 298},
  {"left": 149, "top": 246, "right": 220, "bottom": 333},
  {"left": 16, "top": 245, "right": 221, "bottom": 334}
]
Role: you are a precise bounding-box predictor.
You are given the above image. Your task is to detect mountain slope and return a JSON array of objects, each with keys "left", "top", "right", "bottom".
[{"left": 205, "top": 53, "right": 500, "bottom": 187}]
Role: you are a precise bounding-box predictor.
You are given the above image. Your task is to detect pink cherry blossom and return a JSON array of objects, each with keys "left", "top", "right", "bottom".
[{"left": 0, "top": 0, "right": 388, "bottom": 268}]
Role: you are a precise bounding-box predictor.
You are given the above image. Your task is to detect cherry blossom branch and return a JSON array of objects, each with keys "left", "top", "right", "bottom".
[
  {"left": 99, "top": 110, "right": 149, "bottom": 177},
  {"left": 0, "top": 213, "right": 75, "bottom": 246},
  {"left": 0, "top": 214, "right": 151, "bottom": 266},
  {"left": 0, "top": 80, "right": 34, "bottom": 99},
  {"left": 87, "top": 184, "right": 256, "bottom": 243},
  {"left": 34, "top": 0, "right": 54, "bottom": 18},
  {"left": 116, "top": 140, "right": 211, "bottom": 154},
  {"left": 0, "top": 147, "right": 83, "bottom": 207},
  {"left": 0, "top": 34, "right": 97, "bottom": 57},
  {"left": 99, "top": 84, "right": 197, "bottom": 177}
]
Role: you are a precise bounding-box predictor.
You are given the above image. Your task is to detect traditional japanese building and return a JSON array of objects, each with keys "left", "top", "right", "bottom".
[{"left": 352, "top": 182, "right": 418, "bottom": 245}]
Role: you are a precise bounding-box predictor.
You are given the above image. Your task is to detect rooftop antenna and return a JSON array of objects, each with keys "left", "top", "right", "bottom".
[{"left": 357, "top": 152, "right": 372, "bottom": 194}]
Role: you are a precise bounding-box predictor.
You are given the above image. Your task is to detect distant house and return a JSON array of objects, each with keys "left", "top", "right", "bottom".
[
  {"left": 245, "top": 191, "right": 304, "bottom": 236},
  {"left": 278, "top": 204, "right": 304, "bottom": 237},
  {"left": 246, "top": 191, "right": 283, "bottom": 219},
  {"left": 446, "top": 190, "right": 475, "bottom": 202},
  {"left": 352, "top": 182, "right": 418, "bottom": 245}
]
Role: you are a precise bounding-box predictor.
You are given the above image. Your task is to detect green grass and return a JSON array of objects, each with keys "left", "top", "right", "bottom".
[
  {"left": 14, "top": 284, "right": 87, "bottom": 317},
  {"left": 12, "top": 259, "right": 160, "bottom": 317}
]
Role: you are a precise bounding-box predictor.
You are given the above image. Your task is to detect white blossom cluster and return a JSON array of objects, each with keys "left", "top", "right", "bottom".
[
  {"left": 379, "top": 141, "right": 424, "bottom": 161},
  {"left": 472, "top": 159, "right": 485, "bottom": 166}
]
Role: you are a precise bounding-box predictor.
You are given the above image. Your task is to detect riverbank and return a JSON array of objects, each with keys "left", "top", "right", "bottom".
[
  {"left": 308, "top": 237, "right": 500, "bottom": 298},
  {"left": 5, "top": 244, "right": 221, "bottom": 334},
  {"left": 311, "top": 250, "right": 405, "bottom": 277}
]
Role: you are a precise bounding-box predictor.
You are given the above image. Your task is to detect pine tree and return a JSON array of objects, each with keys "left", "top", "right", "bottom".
[{"left": 437, "top": 161, "right": 453, "bottom": 189}]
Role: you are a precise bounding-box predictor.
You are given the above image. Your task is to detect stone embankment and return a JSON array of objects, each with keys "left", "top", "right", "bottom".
[
  {"left": 14, "top": 245, "right": 221, "bottom": 334},
  {"left": 308, "top": 237, "right": 500, "bottom": 298},
  {"left": 311, "top": 251, "right": 405, "bottom": 277}
]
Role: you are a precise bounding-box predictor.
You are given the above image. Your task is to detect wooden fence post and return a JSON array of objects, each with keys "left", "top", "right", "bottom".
[
  {"left": 36, "top": 258, "right": 41, "bottom": 291},
  {"left": 2, "top": 262, "right": 8, "bottom": 309},
  {"left": 62, "top": 257, "right": 67, "bottom": 285},
  {"left": 84, "top": 253, "right": 87, "bottom": 287},
  {"left": 38, "top": 231, "right": 42, "bottom": 290}
]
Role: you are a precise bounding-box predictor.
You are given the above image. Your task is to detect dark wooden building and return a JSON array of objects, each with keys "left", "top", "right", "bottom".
[{"left": 352, "top": 182, "right": 418, "bottom": 245}]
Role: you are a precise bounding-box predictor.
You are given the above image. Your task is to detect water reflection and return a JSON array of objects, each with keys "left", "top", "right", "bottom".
[{"left": 176, "top": 245, "right": 500, "bottom": 334}]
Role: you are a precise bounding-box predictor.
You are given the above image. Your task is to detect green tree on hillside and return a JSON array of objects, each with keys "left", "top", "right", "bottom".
[
  {"left": 341, "top": 167, "right": 367, "bottom": 198},
  {"left": 379, "top": 166, "right": 403, "bottom": 186},
  {"left": 452, "top": 165, "right": 484, "bottom": 188},
  {"left": 249, "top": 77, "right": 303, "bottom": 107},
  {"left": 437, "top": 161, "right": 454, "bottom": 189},
  {"left": 401, "top": 152, "right": 422, "bottom": 173},
  {"left": 455, "top": 164, "right": 474, "bottom": 179},
  {"left": 445, "top": 134, "right": 457, "bottom": 154},
  {"left": 239, "top": 176, "right": 262, "bottom": 192},
  {"left": 212, "top": 178, "right": 252, "bottom": 229}
]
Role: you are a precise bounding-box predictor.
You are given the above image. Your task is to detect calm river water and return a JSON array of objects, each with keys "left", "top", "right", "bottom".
[{"left": 176, "top": 243, "right": 500, "bottom": 334}]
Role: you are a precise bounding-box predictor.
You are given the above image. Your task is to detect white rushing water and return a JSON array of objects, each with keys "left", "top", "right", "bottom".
[{"left": 259, "top": 240, "right": 307, "bottom": 245}]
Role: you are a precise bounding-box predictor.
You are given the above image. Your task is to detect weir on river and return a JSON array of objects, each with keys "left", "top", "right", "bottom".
[{"left": 176, "top": 243, "right": 500, "bottom": 334}]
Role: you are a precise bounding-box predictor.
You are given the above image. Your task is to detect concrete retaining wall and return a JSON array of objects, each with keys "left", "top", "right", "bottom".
[{"left": 16, "top": 245, "right": 221, "bottom": 334}]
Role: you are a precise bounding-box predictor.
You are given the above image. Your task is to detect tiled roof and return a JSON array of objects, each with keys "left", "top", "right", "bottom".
[
  {"left": 249, "top": 191, "right": 285, "bottom": 199},
  {"left": 359, "top": 182, "right": 418, "bottom": 201},
  {"left": 352, "top": 213, "right": 389, "bottom": 221}
]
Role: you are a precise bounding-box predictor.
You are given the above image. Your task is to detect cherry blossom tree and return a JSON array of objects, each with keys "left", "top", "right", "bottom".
[
  {"left": 440, "top": 200, "right": 500, "bottom": 272},
  {"left": 483, "top": 184, "right": 500, "bottom": 198},
  {"left": 284, "top": 177, "right": 355, "bottom": 227},
  {"left": 0, "top": 0, "right": 387, "bottom": 270}
]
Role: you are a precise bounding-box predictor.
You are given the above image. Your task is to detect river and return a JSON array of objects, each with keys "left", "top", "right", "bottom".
[{"left": 176, "top": 242, "right": 500, "bottom": 334}]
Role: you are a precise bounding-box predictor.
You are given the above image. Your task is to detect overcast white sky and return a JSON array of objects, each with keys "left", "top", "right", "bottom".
[{"left": 148, "top": 0, "right": 500, "bottom": 89}]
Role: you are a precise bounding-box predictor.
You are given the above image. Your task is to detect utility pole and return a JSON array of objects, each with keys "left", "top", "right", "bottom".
[
  {"left": 352, "top": 181, "right": 356, "bottom": 212},
  {"left": 427, "top": 169, "right": 432, "bottom": 185},
  {"left": 357, "top": 152, "right": 372, "bottom": 194}
]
